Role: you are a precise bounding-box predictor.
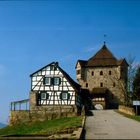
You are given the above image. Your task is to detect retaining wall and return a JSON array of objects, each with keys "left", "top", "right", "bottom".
[
  {"left": 118, "top": 105, "right": 135, "bottom": 115},
  {"left": 9, "top": 105, "right": 79, "bottom": 126}
]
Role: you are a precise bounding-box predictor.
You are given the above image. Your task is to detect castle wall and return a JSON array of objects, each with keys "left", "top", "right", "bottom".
[{"left": 77, "top": 66, "right": 127, "bottom": 106}]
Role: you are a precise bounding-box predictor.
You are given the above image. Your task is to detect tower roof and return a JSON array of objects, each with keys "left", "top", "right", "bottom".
[
  {"left": 87, "top": 44, "right": 118, "bottom": 67},
  {"left": 76, "top": 43, "right": 128, "bottom": 68}
]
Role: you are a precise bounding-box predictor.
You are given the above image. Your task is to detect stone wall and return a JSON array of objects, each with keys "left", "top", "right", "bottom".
[
  {"left": 9, "top": 110, "right": 30, "bottom": 125},
  {"left": 119, "top": 105, "right": 135, "bottom": 115},
  {"left": 77, "top": 66, "right": 127, "bottom": 105},
  {"left": 9, "top": 105, "right": 79, "bottom": 126}
]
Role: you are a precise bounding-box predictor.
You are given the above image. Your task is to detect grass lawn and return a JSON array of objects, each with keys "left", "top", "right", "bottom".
[
  {"left": 0, "top": 116, "right": 83, "bottom": 136},
  {"left": 116, "top": 110, "right": 140, "bottom": 122}
]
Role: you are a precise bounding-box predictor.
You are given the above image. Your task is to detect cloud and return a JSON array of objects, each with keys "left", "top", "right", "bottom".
[
  {"left": 83, "top": 44, "right": 100, "bottom": 53},
  {"left": 64, "top": 54, "right": 78, "bottom": 61},
  {"left": 84, "top": 47, "right": 97, "bottom": 52}
]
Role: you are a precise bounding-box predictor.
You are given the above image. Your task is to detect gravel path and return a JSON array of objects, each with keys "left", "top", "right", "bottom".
[{"left": 85, "top": 110, "right": 140, "bottom": 139}]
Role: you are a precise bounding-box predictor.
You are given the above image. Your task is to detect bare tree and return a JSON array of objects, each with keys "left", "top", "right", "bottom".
[{"left": 127, "top": 54, "right": 136, "bottom": 94}]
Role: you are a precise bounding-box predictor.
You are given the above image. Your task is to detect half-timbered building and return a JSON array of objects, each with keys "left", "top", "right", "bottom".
[
  {"left": 10, "top": 62, "right": 83, "bottom": 125},
  {"left": 29, "top": 61, "right": 83, "bottom": 114}
]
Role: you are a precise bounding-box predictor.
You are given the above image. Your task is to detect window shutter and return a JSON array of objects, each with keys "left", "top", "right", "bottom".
[
  {"left": 46, "top": 93, "right": 49, "bottom": 99},
  {"left": 67, "top": 93, "right": 70, "bottom": 100},
  {"left": 51, "top": 78, "right": 54, "bottom": 85},
  {"left": 43, "top": 77, "right": 45, "bottom": 85},
  {"left": 59, "top": 77, "right": 61, "bottom": 85},
  {"left": 38, "top": 93, "right": 41, "bottom": 99},
  {"left": 36, "top": 93, "right": 41, "bottom": 105},
  {"left": 60, "top": 93, "right": 62, "bottom": 100}
]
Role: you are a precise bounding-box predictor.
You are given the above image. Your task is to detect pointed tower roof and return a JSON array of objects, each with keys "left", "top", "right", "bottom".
[{"left": 87, "top": 44, "right": 118, "bottom": 66}]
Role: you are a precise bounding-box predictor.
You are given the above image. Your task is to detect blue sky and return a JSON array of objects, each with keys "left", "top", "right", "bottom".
[{"left": 0, "top": 0, "right": 140, "bottom": 123}]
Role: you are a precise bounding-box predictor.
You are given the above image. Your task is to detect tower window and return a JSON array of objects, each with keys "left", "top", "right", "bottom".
[
  {"left": 91, "top": 71, "right": 94, "bottom": 76},
  {"left": 100, "top": 71, "right": 103, "bottom": 75},
  {"left": 100, "top": 82, "right": 103, "bottom": 87},
  {"left": 109, "top": 71, "right": 111, "bottom": 75},
  {"left": 113, "top": 82, "right": 116, "bottom": 87},
  {"left": 76, "top": 70, "right": 81, "bottom": 75},
  {"left": 86, "top": 83, "right": 88, "bottom": 87}
]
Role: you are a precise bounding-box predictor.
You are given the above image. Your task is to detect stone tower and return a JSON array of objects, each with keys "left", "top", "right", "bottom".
[{"left": 75, "top": 44, "right": 128, "bottom": 109}]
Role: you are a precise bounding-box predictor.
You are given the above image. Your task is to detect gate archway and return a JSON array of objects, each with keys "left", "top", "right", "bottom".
[{"left": 94, "top": 103, "right": 104, "bottom": 110}]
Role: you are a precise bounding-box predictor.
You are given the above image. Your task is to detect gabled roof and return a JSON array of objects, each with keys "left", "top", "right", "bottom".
[
  {"left": 75, "top": 60, "right": 87, "bottom": 68},
  {"left": 76, "top": 44, "right": 128, "bottom": 67},
  {"left": 30, "top": 62, "right": 80, "bottom": 92},
  {"left": 117, "top": 58, "right": 129, "bottom": 66}
]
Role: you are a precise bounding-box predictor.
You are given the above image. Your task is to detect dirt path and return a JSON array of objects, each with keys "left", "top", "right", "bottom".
[{"left": 84, "top": 110, "right": 140, "bottom": 139}]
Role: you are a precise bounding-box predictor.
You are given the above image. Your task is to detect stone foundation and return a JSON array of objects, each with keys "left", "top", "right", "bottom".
[
  {"left": 9, "top": 105, "right": 79, "bottom": 126},
  {"left": 118, "top": 105, "right": 135, "bottom": 116},
  {"left": 10, "top": 110, "right": 30, "bottom": 125}
]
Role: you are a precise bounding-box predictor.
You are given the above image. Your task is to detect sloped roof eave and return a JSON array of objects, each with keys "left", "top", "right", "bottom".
[
  {"left": 75, "top": 60, "right": 87, "bottom": 68},
  {"left": 57, "top": 66, "right": 81, "bottom": 92},
  {"left": 30, "top": 62, "right": 56, "bottom": 77}
]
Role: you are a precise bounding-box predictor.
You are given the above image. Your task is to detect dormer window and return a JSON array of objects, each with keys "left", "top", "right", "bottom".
[{"left": 100, "top": 71, "right": 103, "bottom": 75}]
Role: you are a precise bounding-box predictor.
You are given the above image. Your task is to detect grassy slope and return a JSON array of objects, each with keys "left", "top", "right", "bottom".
[
  {"left": 116, "top": 110, "right": 140, "bottom": 122},
  {"left": 0, "top": 116, "right": 83, "bottom": 136}
]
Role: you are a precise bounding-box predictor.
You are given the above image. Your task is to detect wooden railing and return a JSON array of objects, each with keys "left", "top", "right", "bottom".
[{"left": 10, "top": 99, "right": 29, "bottom": 111}]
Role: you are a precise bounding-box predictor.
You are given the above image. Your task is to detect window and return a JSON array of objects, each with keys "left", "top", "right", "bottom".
[
  {"left": 100, "top": 82, "right": 103, "bottom": 87},
  {"left": 43, "top": 77, "right": 61, "bottom": 85},
  {"left": 86, "top": 83, "right": 88, "bottom": 87},
  {"left": 77, "top": 70, "right": 81, "bottom": 75},
  {"left": 46, "top": 65, "right": 57, "bottom": 71},
  {"left": 109, "top": 71, "right": 111, "bottom": 75},
  {"left": 91, "top": 71, "right": 94, "bottom": 76},
  {"left": 54, "top": 66, "right": 57, "bottom": 71},
  {"left": 44, "top": 77, "right": 51, "bottom": 85},
  {"left": 100, "top": 71, "right": 103, "bottom": 75},
  {"left": 60, "top": 92, "right": 70, "bottom": 100},
  {"left": 112, "top": 94, "right": 114, "bottom": 99},
  {"left": 113, "top": 82, "right": 116, "bottom": 87},
  {"left": 41, "top": 92, "right": 49, "bottom": 100},
  {"left": 50, "top": 66, "right": 54, "bottom": 70},
  {"left": 53, "top": 77, "right": 61, "bottom": 85}
]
